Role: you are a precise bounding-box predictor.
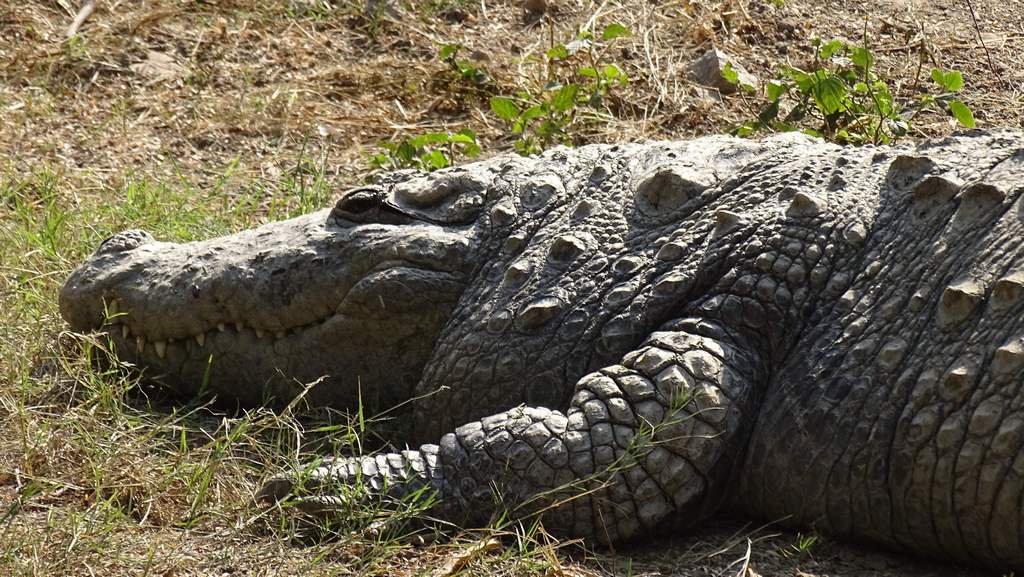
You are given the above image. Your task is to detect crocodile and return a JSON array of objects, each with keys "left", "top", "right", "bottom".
[{"left": 60, "top": 130, "right": 1024, "bottom": 570}]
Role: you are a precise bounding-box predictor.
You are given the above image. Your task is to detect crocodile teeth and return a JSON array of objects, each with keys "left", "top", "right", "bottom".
[
  {"left": 122, "top": 324, "right": 130, "bottom": 339},
  {"left": 107, "top": 299, "right": 119, "bottom": 317},
  {"left": 195, "top": 333, "right": 205, "bottom": 347},
  {"left": 136, "top": 336, "right": 146, "bottom": 354},
  {"left": 154, "top": 340, "right": 167, "bottom": 359},
  {"left": 217, "top": 323, "right": 226, "bottom": 333},
  {"left": 235, "top": 322, "right": 245, "bottom": 332},
  {"left": 254, "top": 329, "right": 265, "bottom": 339},
  {"left": 275, "top": 331, "right": 285, "bottom": 340}
]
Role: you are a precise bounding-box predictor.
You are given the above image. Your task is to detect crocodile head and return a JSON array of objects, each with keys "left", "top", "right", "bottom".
[
  {"left": 62, "top": 136, "right": 776, "bottom": 436},
  {"left": 60, "top": 164, "right": 508, "bottom": 412}
]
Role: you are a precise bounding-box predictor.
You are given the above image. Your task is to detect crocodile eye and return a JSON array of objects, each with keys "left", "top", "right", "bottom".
[
  {"left": 97, "top": 229, "right": 155, "bottom": 254},
  {"left": 333, "top": 189, "right": 381, "bottom": 217}
]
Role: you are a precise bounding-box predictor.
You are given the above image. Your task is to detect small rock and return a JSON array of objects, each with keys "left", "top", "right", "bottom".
[
  {"left": 130, "top": 50, "right": 183, "bottom": 82},
  {"left": 688, "top": 48, "right": 758, "bottom": 94}
]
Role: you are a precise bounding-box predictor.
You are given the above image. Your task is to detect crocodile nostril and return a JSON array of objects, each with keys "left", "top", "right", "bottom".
[{"left": 97, "top": 229, "right": 154, "bottom": 254}]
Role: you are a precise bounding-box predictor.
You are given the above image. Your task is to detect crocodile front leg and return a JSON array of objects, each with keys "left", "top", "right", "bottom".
[{"left": 260, "top": 316, "right": 765, "bottom": 543}]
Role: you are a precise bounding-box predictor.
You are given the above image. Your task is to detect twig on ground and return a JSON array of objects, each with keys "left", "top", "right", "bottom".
[
  {"left": 962, "top": 0, "right": 998, "bottom": 78},
  {"left": 66, "top": 0, "right": 97, "bottom": 38}
]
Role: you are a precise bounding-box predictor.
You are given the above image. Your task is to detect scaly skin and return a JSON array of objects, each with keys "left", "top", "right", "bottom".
[{"left": 61, "top": 130, "right": 1024, "bottom": 569}]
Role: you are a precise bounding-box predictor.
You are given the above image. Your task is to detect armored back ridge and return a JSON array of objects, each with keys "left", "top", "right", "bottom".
[{"left": 62, "top": 130, "right": 1024, "bottom": 570}]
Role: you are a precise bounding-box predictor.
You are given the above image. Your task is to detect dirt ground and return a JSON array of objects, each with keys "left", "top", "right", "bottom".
[
  {"left": 2, "top": 0, "right": 1022, "bottom": 575},
  {"left": 3, "top": 0, "right": 1022, "bottom": 193}
]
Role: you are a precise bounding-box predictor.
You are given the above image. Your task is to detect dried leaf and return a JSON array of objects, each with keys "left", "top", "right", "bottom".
[{"left": 430, "top": 538, "right": 502, "bottom": 577}]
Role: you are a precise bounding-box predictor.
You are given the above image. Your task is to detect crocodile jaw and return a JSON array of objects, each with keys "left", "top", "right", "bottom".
[{"left": 59, "top": 208, "right": 474, "bottom": 410}]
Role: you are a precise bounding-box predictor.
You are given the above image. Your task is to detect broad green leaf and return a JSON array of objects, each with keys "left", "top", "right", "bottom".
[
  {"left": 601, "top": 22, "right": 630, "bottom": 40},
  {"left": 547, "top": 44, "right": 569, "bottom": 60},
  {"left": 578, "top": 66, "right": 599, "bottom": 78},
  {"left": 550, "top": 84, "right": 579, "bottom": 112},
  {"left": 425, "top": 150, "right": 448, "bottom": 169},
  {"left": 603, "top": 64, "right": 623, "bottom": 80},
  {"left": 463, "top": 142, "right": 482, "bottom": 157},
  {"left": 949, "top": 99, "right": 976, "bottom": 128},
  {"left": 439, "top": 44, "right": 460, "bottom": 61},
  {"left": 931, "top": 68, "right": 965, "bottom": 92},
  {"left": 766, "top": 81, "right": 788, "bottom": 100},
  {"left": 420, "top": 132, "right": 450, "bottom": 145},
  {"left": 851, "top": 47, "right": 873, "bottom": 69},
  {"left": 874, "top": 89, "right": 895, "bottom": 117},
  {"left": 788, "top": 69, "right": 814, "bottom": 92},
  {"left": 818, "top": 39, "right": 846, "bottom": 59},
  {"left": 813, "top": 75, "right": 847, "bottom": 115},
  {"left": 490, "top": 97, "right": 521, "bottom": 121},
  {"left": 732, "top": 121, "right": 757, "bottom": 137},
  {"left": 944, "top": 70, "right": 964, "bottom": 91},
  {"left": 721, "top": 62, "right": 740, "bottom": 85},
  {"left": 521, "top": 105, "right": 547, "bottom": 123}
]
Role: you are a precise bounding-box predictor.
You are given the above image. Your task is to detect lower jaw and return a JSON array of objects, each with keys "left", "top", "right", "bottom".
[{"left": 94, "top": 315, "right": 430, "bottom": 420}]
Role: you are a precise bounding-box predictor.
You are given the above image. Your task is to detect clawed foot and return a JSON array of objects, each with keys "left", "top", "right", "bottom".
[{"left": 256, "top": 447, "right": 449, "bottom": 531}]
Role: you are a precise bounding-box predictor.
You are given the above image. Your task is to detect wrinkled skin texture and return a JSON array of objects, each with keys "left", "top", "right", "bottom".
[{"left": 62, "top": 130, "right": 1024, "bottom": 570}]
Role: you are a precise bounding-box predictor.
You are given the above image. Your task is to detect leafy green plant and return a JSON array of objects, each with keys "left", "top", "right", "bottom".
[
  {"left": 368, "top": 129, "right": 481, "bottom": 171},
  {"left": 923, "top": 67, "right": 975, "bottom": 128},
  {"left": 439, "top": 43, "right": 490, "bottom": 87},
  {"left": 489, "top": 22, "right": 631, "bottom": 155},
  {"left": 731, "top": 37, "right": 975, "bottom": 144}
]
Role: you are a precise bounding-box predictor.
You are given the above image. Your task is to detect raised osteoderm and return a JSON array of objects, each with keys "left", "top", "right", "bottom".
[{"left": 61, "top": 130, "right": 1024, "bottom": 570}]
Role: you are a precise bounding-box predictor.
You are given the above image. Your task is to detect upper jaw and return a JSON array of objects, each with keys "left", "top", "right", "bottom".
[{"left": 60, "top": 208, "right": 476, "bottom": 349}]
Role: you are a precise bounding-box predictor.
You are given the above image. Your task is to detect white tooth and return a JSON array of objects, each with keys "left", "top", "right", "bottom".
[
  {"left": 275, "top": 331, "right": 285, "bottom": 340},
  {"left": 195, "top": 333, "right": 205, "bottom": 347},
  {"left": 108, "top": 299, "right": 119, "bottom": 317},
  {"left": 217, "top": 323, "right": 226, "bottom": 332},
  {"left": 136, "top": 336, "right": 145, "bottom": 353},
  {"left": 122, "top": 325, "right": 130, "bottom": 339},
  {"left": 235, "top": 322, "right": 244, "bottom": 332},
  {"left": 154, "top": 340, "right": 167, "bottom": 359},
  {"left": 254, "top": 329, "right": 265, "bottom": 339}
]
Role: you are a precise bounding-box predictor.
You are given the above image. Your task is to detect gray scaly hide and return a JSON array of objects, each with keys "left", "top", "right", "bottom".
[{"left": 62, "top": 130, "right": 1024, "bottom": 570}]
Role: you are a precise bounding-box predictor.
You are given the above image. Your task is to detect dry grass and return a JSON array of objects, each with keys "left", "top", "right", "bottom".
[{"left": 1, "top": 0, "right": 1020, "bottom": 575}]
